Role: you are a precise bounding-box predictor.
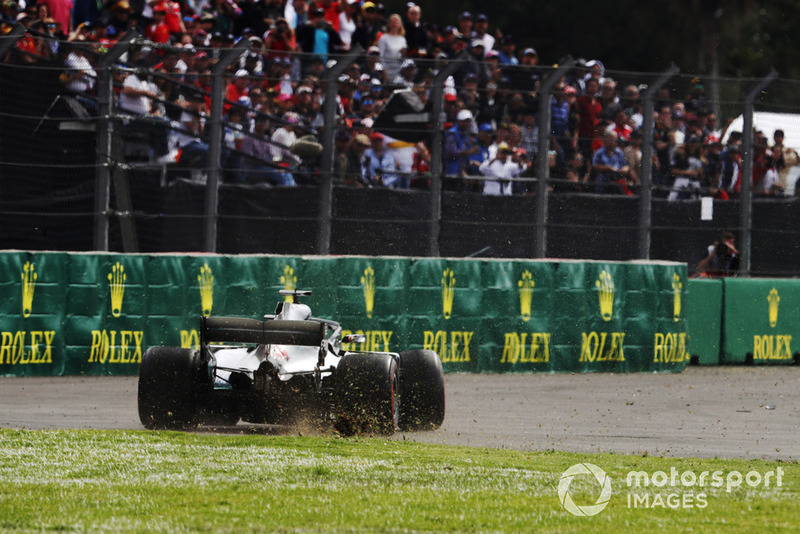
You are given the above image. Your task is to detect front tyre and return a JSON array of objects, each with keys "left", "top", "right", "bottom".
[
  {"left": 138, "top": 347, "right": 203, "bottom": 430},
  {"left": 335, "top": 353, "right": 399, "bottom": 435},
  {"left": 398, "top": 350, "right": 445, "bottom": 431}
]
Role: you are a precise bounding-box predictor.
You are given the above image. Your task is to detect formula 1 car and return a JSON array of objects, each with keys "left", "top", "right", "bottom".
[{"left": 138, "top": 290, "right": 445, "bottom": 434}]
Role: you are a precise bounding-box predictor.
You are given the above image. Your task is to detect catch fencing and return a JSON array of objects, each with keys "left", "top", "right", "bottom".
[{"left": 3, "top": 30, "right": 800, "bottom": 276}]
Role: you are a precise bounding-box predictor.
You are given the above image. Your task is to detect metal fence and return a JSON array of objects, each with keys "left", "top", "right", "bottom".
[{"left": 2, "top": 28, "right": 800, "bottom": 277}]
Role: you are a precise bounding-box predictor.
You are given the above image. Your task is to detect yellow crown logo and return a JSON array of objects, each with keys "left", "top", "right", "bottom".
[
  {"left": 361, "top": 266, "right": 376, "bottom": 318},
  {"left": 596, "top": 270, "right": 614, "bottom": 322},
  {"left": 21, "top": 261, "right": 37, "bottom": 318},
  {"left": 672, "top": 273, "right": 682, "bottom": 322},
  {"left": 108, "top": 262, "right": 126, "bottom": 318},
  {"left": 281, "top": 265, "right": 297, "bottom": 301},
  {"left": 442, "top": 267, "right": 456, "bottom": 320},
  {"left": 768, "top": 288, "right": 780, "bottom": 328},
  {"left": 518, "top": 270, "right": 535, "bottom": 322},
  {"left": 198, "top": 264, "right": 214, "bottom": 317}
]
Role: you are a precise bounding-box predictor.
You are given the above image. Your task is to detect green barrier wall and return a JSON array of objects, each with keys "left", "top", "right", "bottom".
[
  {"left": 685, "top": 279, "right": 724, "bottom": 366},
  {"left": 722, "top": 278, "right": 800, "bottom": 364},
  {"left": 0, "top": 252, "right": 689, "bottom": 376}
]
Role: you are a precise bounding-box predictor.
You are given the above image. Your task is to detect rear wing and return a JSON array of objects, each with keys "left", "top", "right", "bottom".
[{"left": 201, "top": 316, "right": 327, "bottom": 347}]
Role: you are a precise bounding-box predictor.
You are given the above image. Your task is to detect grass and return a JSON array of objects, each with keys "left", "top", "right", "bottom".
[{"left": 0, "top": 429, "right": 797, "bottom": 532}]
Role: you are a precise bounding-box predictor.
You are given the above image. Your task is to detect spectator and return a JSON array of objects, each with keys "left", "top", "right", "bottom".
[
  {"left": 444, "top": 108, "right": 479, "bottom": 185},
  {"left": 363, "top": 131, "right": 403, "bottom": 187},
  {"left": 472, "top": 13, "right": 494, "bottom": 56},
  {"left": 621, "top": 84, "right": 643, "bottom": 130},
  {"left": 605, "top": 106, "right": 633, "bottom": 142},
  {"left": 518, "top": 107, "right": 538, "bottom": 163},
  {"left": 563, "top": 151, "right": 590, "bottom": 192},
  {"left": 284, "top": 0, "right": 308, "bottom": 30},
  {"left": 342, "top": 132, "right": 371, "bottom": 186},
  {"left": 456, "top": 11, "right": 472, "bottom": 39},
  {"left": 652, "top": 105, "right": 674, "bottom": 196},
  {"left": 496, "top": 34, "right": 517, "bottom": 66},
  {"left": 598, "top": 78, "right": 619, "bottom": 121},
  {"left": 392, "top": 58, "right": 416, "bottom": 88},
  {"left": 338, "top": 0, "right": 359, "bottom": 49},
  {"left": 479, "top": 142, "right": 525, "bottom": 196},
  {"left": 37, "top": 0, "right": 72, "bottom": 34},
  {"left": 576, "top": 77, "right": 602, "bottom": 164},
  {"left": 623, "top": 130, "right": 646, "bottom": 189},
  {"left": 224, "top": 69, "right": 250, "bottom": 112},
  {"left": 402, "top": 3, "right": 426, "bottom": 56},
  {"left": 696, "top": 231, "right": 739, "bottom": 277},
  {"left": 771, "top": 128, "right": 800, "bottom": 193},
  {"left": 378, "top": 13, "right": 407, "bottom": 80},
  {"left": 263, "top": 16, "right": 298, "bottom": 62},
  {"left": 351, "top": 0, "right": 380, "bottom": 50},
  {"left": 717, "top": 143, "right": 741, "bottom": 197},
  {"left": 60, "top": 40, "right": 97, "bottom": 113},
  {"left": 591, "top": 131, "right": 630, "bottom": 194},
  {"left": 700, "top": 139, "right": 723, "bottom": 197},
  {"left": 296, "top": 7, "right": 342, "bottom": 70},
  {"left": 119, "top": 65, "right": 161, "bottom": 115},
  {"left": 240, "top": 115, "right": 291, "bottom": 185},
  {"left": 550, "top": 81, "right": 572, "bottom": 165},
  {"left": 668, "top": 138, "right": 703, "bottom": 200},
  {"left": 268, "top": 112, "right": 301, "bottom": 185}
]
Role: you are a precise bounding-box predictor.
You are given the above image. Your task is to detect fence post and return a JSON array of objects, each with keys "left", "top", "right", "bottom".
[
  {"left": 429, "top": 51, "right": 467, "bottom": 257},
  {"left": 638, "top": 64, "right": 679, "bottom": 260},
  {"left": 93, "top": 30, "right": 139, "bottom": 252},
  {"left": 318, "top": 46, "right": 363, "bottom": 255},
  {"left": 203, "top": 38, "right": 249, "bottom": 253},
  {"left": 739, "top": 69, "right": 778, "bottom": 276},
  {"left": 533, "top": 59, "right": 573, "bottom": 258}
]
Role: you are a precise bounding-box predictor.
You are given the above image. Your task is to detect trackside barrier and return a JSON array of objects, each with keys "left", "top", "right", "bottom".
[
  {"left": 0, "top": 252, "right": 690, "bottom": 376},
  {"left": 721, "top": 278, "right": 800, "bottom": 364},
  {"left": 685, "top": 279, "right": 723, "bottom": 366},
  {"left": 685, "top": 278, "right": 800, "bottom": 366}
]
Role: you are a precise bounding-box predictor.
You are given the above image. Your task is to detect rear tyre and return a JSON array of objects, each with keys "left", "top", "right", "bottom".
[
  {"left": 335, "top": 353, "right": 399, "bottom": 435},
  {"left": 397, "top": 350, "right": 445, "bottom": 431},
  {"left": 138, "top": 347, "right": 203, "bottom": 430}
]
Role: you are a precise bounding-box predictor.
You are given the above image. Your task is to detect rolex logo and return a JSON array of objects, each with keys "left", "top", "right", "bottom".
[
  {"left": 596, "top": 270, "right": 614, "bottom": 322},
  {"left": 672, "top": 273, "right": 682, "bottom": 322},
  {"left": 442, "top": 267, "right": 456, "bottom": 320},
  {"left": 361, "top": 266, "right": 376, "bottom": 318},
  {"left": 21, "top": 261, "right": 37, "bottom": 318},
  {"left": 768, "top": 288, "right": 780, "bottom": 328},
  {"left": 518, "top": 270, "right": 535, "bottom": 322},
  {"left": 281, "top": 265, "right": 297, "bottom": 301},
  {"left": 198, "top": 263, "right": 214, "bottom": 317},
  {"left": 108, "top": 262, "right": 126, "bottom": 318}
]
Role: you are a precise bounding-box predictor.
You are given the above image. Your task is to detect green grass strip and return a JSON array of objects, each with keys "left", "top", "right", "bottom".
[{"left": 0, "top": 429, "right": 797, "bottom": 532}]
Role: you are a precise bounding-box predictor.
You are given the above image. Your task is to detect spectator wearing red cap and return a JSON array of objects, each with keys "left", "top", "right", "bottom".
[{"left": 145, "top": 4, "right": 170, "bottom": 43}]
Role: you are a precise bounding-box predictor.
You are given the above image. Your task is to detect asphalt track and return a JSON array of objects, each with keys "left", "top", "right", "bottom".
[{"left": 1, "top": 366, "right": 798, "bottom": 461}]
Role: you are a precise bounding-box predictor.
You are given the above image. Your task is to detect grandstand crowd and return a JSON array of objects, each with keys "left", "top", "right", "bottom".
[{"left": 2, "top": 0, "right": 799, "bottom": 196}]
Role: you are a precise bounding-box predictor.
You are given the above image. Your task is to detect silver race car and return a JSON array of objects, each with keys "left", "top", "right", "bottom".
[{"left": 138, "top": 290, "right": 445, "bottom": 434}]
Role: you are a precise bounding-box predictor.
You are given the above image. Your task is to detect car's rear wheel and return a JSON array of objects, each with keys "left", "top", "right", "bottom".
[
  {"left": 138, "top": 347, "right": 203, "bottom": 430},
  {"left": 335, "top": 353, "right": 399, "bottom": 435},
  {"left": 397, "top": 350, "right": 445, "bottom": 431}
]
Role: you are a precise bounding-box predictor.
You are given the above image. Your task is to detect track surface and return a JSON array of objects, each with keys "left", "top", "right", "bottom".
[{"left": 1, "top": 367, "right": 798, "bottom": 460}]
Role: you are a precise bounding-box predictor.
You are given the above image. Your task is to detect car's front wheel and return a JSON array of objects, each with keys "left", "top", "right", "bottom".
[
  {"left": 138, "top": 347, "right": 203, "bottom": 430},
  {"left": 335, "top": 353, "right": 399, "bottom": 435}
]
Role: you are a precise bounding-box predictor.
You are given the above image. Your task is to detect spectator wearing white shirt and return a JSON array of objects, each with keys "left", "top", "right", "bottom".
[{"left": 479, "top": 142, "right": 526, "bottom": 196}]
